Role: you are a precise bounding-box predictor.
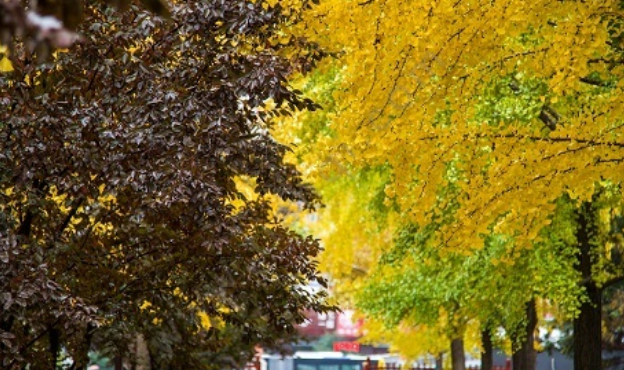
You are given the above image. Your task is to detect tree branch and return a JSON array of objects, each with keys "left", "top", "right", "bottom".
[
  {"left": 508, "top": 80, "right": 559, "bottom": 130},
  {"left": 55, "top": 197, "right": 84, "bottom": 242},
  {"left": 603, "top": 275, "right": 624, "bottom": 290},
  {"left": 579, "top": 76, "right": 612, "bottom": 88}
]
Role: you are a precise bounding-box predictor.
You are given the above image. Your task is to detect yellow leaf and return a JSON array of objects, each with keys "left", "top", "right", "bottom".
[{"left": 0, "top": 57, "right": 13, "bottom": 72}]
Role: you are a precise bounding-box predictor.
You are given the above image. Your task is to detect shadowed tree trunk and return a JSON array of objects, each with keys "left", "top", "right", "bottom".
[
  {"left": 512, "top": 299, "right": 537, "bottom": 370},
  {"left": 436, "top": 352, "right": 444, "bottom": 370},
  {"left": 451, "top": 338, "right": 466, "bottom": 370},
  {"left": 136, "top": 334, "right": 151, "bottom": 370},
  {"left": 574, "top": 202, "right": 602, "bottom": 370},
  {"left": 481, "top": 329, "right": 493, "bottom": 370},
  {"left": 114, "top": 356, "right": 123, "bottom": 370},
  {"left": 49, "top": 327, "right": 60, "bottom": 370}
]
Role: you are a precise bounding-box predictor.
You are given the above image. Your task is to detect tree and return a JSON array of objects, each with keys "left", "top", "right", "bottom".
[
  {"left": 357, "top": 239, "right": 471, "bottom": 370},
  {"left": 569, "top": 188, "right": 624, "bottom": 370},
  {"left": 276, "top": 66, "right": 602, "bottom": 370},
  {"left": 273, "top": 66, "right": 399, "bottom": 305},
  {"left": 0, "top": 0, "right": 332, "bottom": 368},
  {"left": 290, "top": 2, "right": 624, "bottom": 369},
  {"left": 298, "top": 0, "right": 624, "bottom": 251},
  {"left": 275, "top": 59, "right": 515, "bottom": 370},
  {"left": 356, "top": 227, "right": 525, "bottom": 370}
]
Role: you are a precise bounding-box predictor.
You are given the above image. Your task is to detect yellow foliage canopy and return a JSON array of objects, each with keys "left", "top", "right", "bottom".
[{"left": 297, "top": 0, "right": 624, "bottom": 250}]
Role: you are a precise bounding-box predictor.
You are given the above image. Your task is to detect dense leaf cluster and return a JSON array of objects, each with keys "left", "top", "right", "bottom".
[{"left": 0, "top": 0, "right": 330, "bottom": 369}]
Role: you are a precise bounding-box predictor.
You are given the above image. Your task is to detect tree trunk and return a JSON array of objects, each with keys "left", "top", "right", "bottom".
[
  {"left": 135, "top": 334, "right": 151, "bottom": 370},
  {"left": 71, "top": 323, "right": 97, "bottom": 370},
  {"left": 481, "top": 329, "right": 493, "bottom": 370},
  {"left": 512, "top": 299, "right": 537, "bottom": 370},
  {"left": 49, "top": 327, "right": 60, "bottom": 370},
  {"left": 114, "top": 356, "right": 123, "bottom": 370},
  {"left": 451, "top": 338, "right": 466, "bottom": 370},
  {"left": 574, "top": 202, "right": 602, "bottom": 370},
  {"left": 436, "top": 353, "right": 444, "bottom": 370}
]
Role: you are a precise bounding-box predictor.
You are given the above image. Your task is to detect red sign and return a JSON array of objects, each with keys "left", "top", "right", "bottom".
[{"left": 333, "top": 341, "right": 360, "bottom": 352}]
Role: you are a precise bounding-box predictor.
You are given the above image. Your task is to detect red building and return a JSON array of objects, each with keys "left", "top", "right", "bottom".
[{"left": 297, "top": 309, "right": 363, "bottom": 339}]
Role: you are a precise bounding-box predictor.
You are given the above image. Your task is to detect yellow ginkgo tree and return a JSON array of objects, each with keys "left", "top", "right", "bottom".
[
  {"left": 283, "top": 1, "right": 624, "bottom": 369},
  {"left": 296, "top": 0, "right": 624, "bottom": 250}
]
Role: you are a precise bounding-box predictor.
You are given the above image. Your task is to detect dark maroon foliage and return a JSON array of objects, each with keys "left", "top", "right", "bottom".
[{"left": 0, "top": 1, "right": 330, "bottom": 369}]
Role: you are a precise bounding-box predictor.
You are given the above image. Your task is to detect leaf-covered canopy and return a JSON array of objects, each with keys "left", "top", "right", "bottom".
[
  {"left": 0, "top": 0, "right": 331, "bottom": 368},
  {"left": 298, "top": 0, "right": 624, "bottom": 250}
]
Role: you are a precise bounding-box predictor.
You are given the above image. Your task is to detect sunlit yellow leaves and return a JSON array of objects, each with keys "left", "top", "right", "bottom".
[
  {"left": 194, "top": 303, "right": 228, "bottom": 331},
  {"left": 0, "top": 45, "right": 12, "bottom": 72},
  {"left": 0, "top": 56, "right": 13, "bottom": 72},
  {"left": 229, "top": 175, "right": 314, "bottom": 227},
  {"left": 198, "top": 311, "right": 212, "bottom": 329},
  {"left": 274, "top": 0, "right": 624, "bottom": 359},
  {"left": 296, "top": 0, "right": 623, "bottom": 253},
  {"left": 362, "top": 319, "right": 448, "bottom": 361},
  {"left": 140, "top": 301, "right": 152, "bottom": 310}
]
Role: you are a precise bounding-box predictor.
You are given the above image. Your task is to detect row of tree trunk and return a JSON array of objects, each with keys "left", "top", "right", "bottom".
[
  {"left": 89, "top": 204, "right": 609, "bottom": 370},
  {"left": 445, "top": 301, "right": 537, "bottom": 370},
  {"left": 105, "top": 202, "right": 616, "bottom": 370},
  {"left": 444, "top": 202, "right": 606, "bottom": 370}
]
